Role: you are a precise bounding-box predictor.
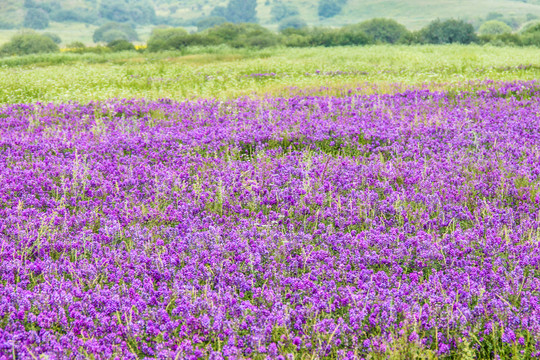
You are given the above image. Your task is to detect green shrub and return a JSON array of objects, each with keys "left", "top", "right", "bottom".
[
  {"left": 478, "top": 20, "right": 513, "bottom": 36},
  {"left": 306, "top": 28, "right": 333, "bottom": 46},
  {"left": 147, "top": 27, "right": 191, "bottom": 51},
  {"left": 336, "top": 26, "right": 372, "bottom": 46},
  {"left": 349, "top": 18, "right": 410, "bottom": 44},
  {"left": 226, "top": 24, "right": 279, "bottom": 48},
  {"left": 107, "top": 39, "right": 135, "bottom": 52},
  {"left": 23, "top": 8, "right": 49, "bottom": 29},
  {"left": 522, "top": 32, "right": 540, "bottom": 46},
  {"left": 0, "top": 32, "right": 59, "bottom": 57},
  {"left": 521, "top": 21, "right": 540, "bottom": 34},
  {"left": 240, "top": 34, "right": 278, "bottom": 48},
  {"left": 93, "top": 22, "right": 139, "bottom": 43},
  {"left": 519, "top": 21, "right": 540, "bottom": 46},
  {"left": 204, "top": 23, "right": 275, "bottom": 45},
  {"left": 419, "top": 19, "right": 478, "bottom": 44},
  {"left": 66, "top": 41, "right": 86, "bottom": 50},
  {"left": 479, "top": 33, "right": 522, "bottom": 46},
  {"left": 281, "top": 33, "right": 311, "bottom": 47}
]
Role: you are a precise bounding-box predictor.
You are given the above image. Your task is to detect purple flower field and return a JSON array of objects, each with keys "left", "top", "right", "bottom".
[{"left": 1, "top": 81, "right": 540, "bottom": 359}]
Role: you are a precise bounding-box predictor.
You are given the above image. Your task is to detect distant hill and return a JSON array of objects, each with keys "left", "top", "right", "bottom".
[{"left": 1, "top": 0, "right": 540, "bottom": 37}]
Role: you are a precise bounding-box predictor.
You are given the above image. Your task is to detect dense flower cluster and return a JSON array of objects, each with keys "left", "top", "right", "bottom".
[{"left": 1, "top": 82, "right": 540, "bottom": 359}]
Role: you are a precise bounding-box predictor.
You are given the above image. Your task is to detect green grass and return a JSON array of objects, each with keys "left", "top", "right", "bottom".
[{"left": 1, "top": 44, "right": 540, "bottom": 104}]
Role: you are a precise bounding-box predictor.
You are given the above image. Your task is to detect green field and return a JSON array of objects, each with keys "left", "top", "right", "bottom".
[{"left": 1, "top": 44, "right": 540, "bottom": 104}]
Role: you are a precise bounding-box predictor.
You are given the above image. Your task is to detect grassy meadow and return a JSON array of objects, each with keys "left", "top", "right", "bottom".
[
  {"left": 1, "top": 44, "right": 540, "bottom": 104},
  {"left": 3, "top": 43, "right": 540, "bottom": 359}
]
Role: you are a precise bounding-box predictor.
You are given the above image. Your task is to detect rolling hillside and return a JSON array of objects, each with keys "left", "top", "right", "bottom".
[{"left": 1, "top": 0, "right": 540, "bottom": 45}]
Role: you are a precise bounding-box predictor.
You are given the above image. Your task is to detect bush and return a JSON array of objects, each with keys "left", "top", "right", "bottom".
[
  {"left": 147, "top": 27, "right": 191, "bottom": 51},
  {"left": 23, "top": 8, "right": 49, "bottom": 30},
  {"left": 240, "top": 33, "right": 278, "bottom": 48},
  {"left": 0, "top": 32, "right": 59, "bottom": 57},
  {"left": 495, "top": 33, "right": 522, "bottom": 46},
  {"left": 303, "top": 27, "right": 368, "bottom": 47},
  {"left": 419, "top": 19, "right": 478, "bottom": 44},
  {"left": 281, "top": 33, "right": 311, "bottom": 47},
  {"left": 93, "top": 22, "right": 139, "bottom": 43},
  {"left": 278, "top": 17, "right": 308, "bottom": 31},
  {"left": 519, "top": 21, "right": 540, "bottom": 46},
  {"left": 522, "top": 32, "right": 540, "bottom": 46},
  {"left": 520, "top": 21, "right": 540, "bottom": 34},
  {"left": 205, "top": 23, "right": 277, "bottom": 48},
  {"left": 270, "top": 3, "right": 299, "bottom": 22},
  {"left": 43, "top": 32, "right": 61, "bottom": 44},
  {"left": 107, "top": 39, "right": 135, "bottom": 52},
  {"left": 98, "top": 0, "right": 156, "bottom": 24},
  {"left": 350, "top": 18, "right": 410, "bottom": 44},
  {"left": 334, "top": 28, "right": 371, "bottom": 46},
  {"left": 478, "top": 20, "right": 513, "bottom": 36},
  {"left": 66, "top": 41, "right": 86, "bottom": 50}
]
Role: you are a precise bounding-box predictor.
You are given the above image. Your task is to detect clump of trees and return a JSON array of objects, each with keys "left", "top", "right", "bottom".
[
  {"left": 418, "top": 19, "right": 477, "bottom": 44},
  {"left": 270, "top": 3, "right": 299, "bottom": 22},
  {"left": 147, "top": 23, "right": 279, "bottom": 51},
  {"left": 5, "top": 14, "right": 540, "bottom": 59},
  {"left": 318, "top": 0, "right": 347, "bottom": 19},
  {"left": 0, "top": 32, "right": 59, "bottom": 56},
  {"left": 23, "top": 8, "right": 50, "bottom": 29},
  {"left": 107, "top": 39, "right": 135, "bottom": 52},
  {"left": 143, "top": 17, "right": 540, "bottom": 52},
  {"left": 478, "top": 20, "right": 512, "bottom": 36},
  {"left": 211, "top": 0, "right": 258, "bottom": 24},
  {"left": 20, "top": 0, "right": 157, "bottom": 26},
  {"left": 520, "top": 22, "right": 540, "bottom": 46},
  {"left": 346, "top": 18, "right": 410, "bottom": 44},
  {"left": 98, "top": 0, "right": 156, "bottom": 24}
]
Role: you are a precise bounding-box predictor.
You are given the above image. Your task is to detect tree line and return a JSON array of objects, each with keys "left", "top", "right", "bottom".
[{"left": 2, "top": 17, "right": 540, "bottom": 57}]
